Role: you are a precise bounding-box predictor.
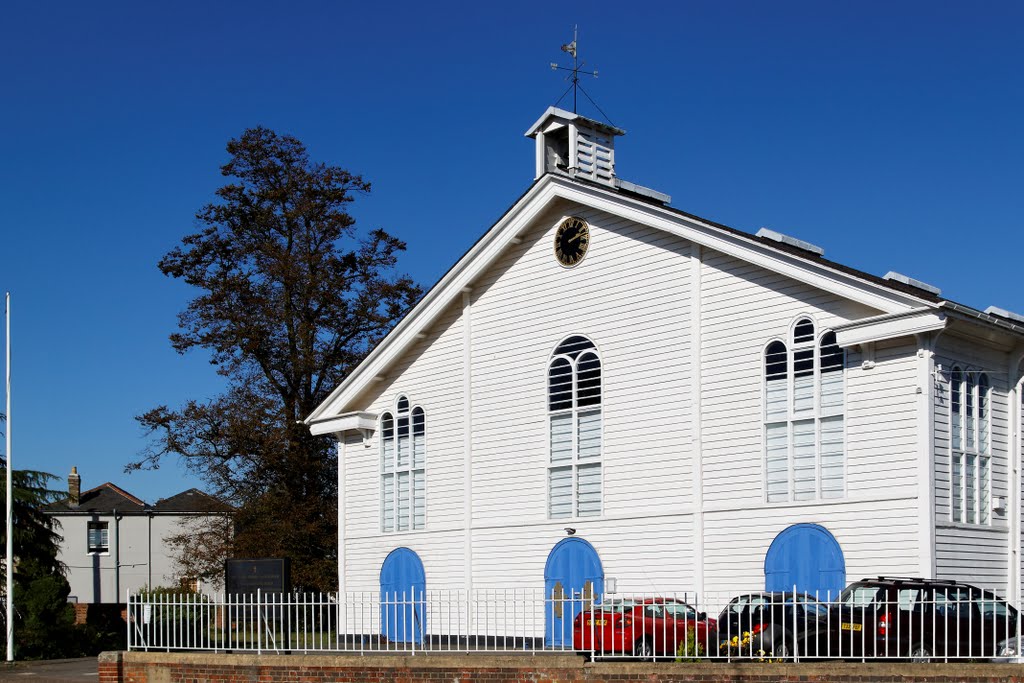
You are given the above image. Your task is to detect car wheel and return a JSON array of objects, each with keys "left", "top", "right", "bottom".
[
  {"left": 909, "top": 642, "right": 932, "bottom": 663},
  {"left": 634, "top": 637, "right": 654, "bottom": 660},
  {"left": 771, "top": 637, "right": 791, "bottom": 661}
]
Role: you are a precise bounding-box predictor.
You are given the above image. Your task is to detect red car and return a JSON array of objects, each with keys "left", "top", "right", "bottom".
[{"left": 573, "top": 597, "right": 718, "bottom": 658}]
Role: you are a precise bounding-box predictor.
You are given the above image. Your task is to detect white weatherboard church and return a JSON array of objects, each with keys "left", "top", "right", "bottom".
[{"left": 305, "top": 106, "right": 1024, "bottom": 641}]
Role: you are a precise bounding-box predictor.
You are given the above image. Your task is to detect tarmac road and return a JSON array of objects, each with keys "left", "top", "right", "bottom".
[{"left": 0, "top": 658, "right": 98, "bottom": 682}]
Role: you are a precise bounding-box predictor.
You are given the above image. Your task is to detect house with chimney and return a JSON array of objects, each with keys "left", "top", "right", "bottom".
[
  {"left": 304, "top": 106, "right": 1024, "bottom": 645},
  {"left": 44, "top": 467, "right": 234, "bottom": 612}
]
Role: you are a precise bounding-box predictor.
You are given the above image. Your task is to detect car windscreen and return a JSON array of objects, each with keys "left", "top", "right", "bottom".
[{"left": 839, "top": 585, "right": 882, "bottom": 607}]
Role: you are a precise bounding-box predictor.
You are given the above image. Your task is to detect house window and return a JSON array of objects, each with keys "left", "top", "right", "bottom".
[
  {"left": 380, "top": 396, "right": 425, "bottom": 532},
  {"left": 764, "top": 318, "right": 845, "bottom": 503},
  {"left": 951, "top": 368, "right": 990, "bottom": 524},
  {"left": 548, "top": 335, "right": 602, "bottom": 519},
  {"left": 87, "top": 521, "right": 109, "bottom": 554}
]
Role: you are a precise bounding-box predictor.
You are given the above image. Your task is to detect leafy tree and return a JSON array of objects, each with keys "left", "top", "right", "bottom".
[
  {"left": 165, "top": 513, "right": 234, "bottom": 591},
  {"left": 0, "top": 442, "right": 76, "bottom": 658},
  {"left": 133, "top": 127, "right": 421, "bottom": 591}
]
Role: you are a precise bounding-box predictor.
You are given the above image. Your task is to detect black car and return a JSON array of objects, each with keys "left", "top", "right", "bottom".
[
  {"left": 827, "top": 577, "right": 1018, "bottom": 661},
  {"left": 716, "top": 592, "right": 828, "bottom": 660}
]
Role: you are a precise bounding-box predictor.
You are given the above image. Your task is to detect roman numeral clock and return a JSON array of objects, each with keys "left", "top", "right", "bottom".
[{"left": 554, "top": 216, "right": 589, "bottom": 267}]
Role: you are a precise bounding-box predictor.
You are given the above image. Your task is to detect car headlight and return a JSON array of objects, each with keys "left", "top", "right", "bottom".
[{"left": 998, "top": 640, "right": 1020, "bottom": 657}]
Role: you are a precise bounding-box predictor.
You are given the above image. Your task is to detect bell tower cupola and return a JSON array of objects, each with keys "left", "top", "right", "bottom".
[{"left": 525, "top": 107, "right": 624, "bottom": 187}]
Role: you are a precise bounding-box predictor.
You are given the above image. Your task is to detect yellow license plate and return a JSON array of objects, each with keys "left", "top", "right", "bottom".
[
  {"left": 586, "top": 619, "right": 606, "bottom": 626},
  {"left": 840, "top": 623, "right": 862, "bottom": 632}
]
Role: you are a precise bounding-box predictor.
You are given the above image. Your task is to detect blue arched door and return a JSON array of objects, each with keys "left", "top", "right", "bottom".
[
  {"left": 380, "top": 547, "right": 425, "bottom": 644},
  {"left": 544, "top": 538, "right": 604, "bottom": 647},
  {"left": 764, "top": 523, "right": 846, "bottom": 600}
]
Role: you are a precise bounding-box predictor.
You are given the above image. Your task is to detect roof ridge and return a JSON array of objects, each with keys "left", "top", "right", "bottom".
[{"left": 86, "top": 482, "right": 146, "bottom": 506}]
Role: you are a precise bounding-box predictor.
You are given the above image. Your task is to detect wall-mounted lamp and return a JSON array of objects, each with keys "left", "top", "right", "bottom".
[{"left": 564, "top": 527, "right": 576, "bottom": 536}]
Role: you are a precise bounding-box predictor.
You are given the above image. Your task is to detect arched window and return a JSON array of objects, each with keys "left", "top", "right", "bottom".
[
  {"left": 548, "top": 336, "right": 602, "bottom": 519},
  {"left": 381, "top": 396, "right": 426, "bottom": 532},
  {"left": 951, "top": 369, "right": 990, "bottom": 524},
  {"left": 763, "top": 318, "right": 846, "bottom": 503}
]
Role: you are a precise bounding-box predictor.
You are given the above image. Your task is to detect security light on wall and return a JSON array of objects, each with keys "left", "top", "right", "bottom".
[{"left": 564, "top": 527, "right": 576, "bottom": 536}]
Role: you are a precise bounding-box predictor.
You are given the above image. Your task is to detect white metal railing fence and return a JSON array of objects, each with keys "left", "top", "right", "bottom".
[{"left": 126, "top": 587, "right": 1023, "bottom": 662}]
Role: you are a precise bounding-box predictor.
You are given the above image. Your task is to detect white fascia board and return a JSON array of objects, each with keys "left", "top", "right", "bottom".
[
  {"left": 305, "top": 178, "right": 561, "bottom": 423},
  {"left": 308, "top": 411, "right": 378, "bottom": 437},
  {"left": 548, "top": 179, "right": 932, "bottom": 314},
  {"left": 832, "top": 309, "right": 947, "bottom": 347}
]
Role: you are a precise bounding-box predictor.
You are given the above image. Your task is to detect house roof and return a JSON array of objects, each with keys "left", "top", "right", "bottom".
[
  {"left": 306, "top": 170, "right": 1024, "bottom": 427},
  {"left": 153, "top": 488, "right": 234, "bottom": 514},
  {"left": 45, "top": 483, "right": 233, "bottom": 515},
  {"left": 45, "top": 482, "right": 146, "bottom": 514}
]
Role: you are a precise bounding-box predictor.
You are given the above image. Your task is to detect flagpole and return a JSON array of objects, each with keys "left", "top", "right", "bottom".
[{"left": 5, "top": 292, "right": 12, "bottom": 661}]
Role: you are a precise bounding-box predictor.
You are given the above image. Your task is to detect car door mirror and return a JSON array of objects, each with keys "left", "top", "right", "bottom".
[{"left": 698, "top": 611, "right": 707, "bottom": 621}]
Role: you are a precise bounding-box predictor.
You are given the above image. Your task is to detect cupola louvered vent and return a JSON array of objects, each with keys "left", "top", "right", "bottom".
[{"left": 575, "top": 125, "right": 615, "bottom": 184}]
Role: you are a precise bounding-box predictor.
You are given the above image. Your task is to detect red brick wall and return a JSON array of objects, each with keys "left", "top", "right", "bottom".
[{"left": 98, "top": 651, "right": 1024, "bottom": 683}]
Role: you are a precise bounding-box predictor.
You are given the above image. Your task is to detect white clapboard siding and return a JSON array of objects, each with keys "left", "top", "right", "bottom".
[
  {"left": 470, "top": 515, "right": 696, "bottom": 591},
  {"left": 845, "top": 341, "right": 919, "bottom": 493},
  {"left": 935, "top": 526, "right": 1009, "bottom": 594},
  {"left": 469, "top": 206, "right": 692, "bottom": 527},
  {"left": 698, "top": 249, "right": 885, "bottom": 508},
  {"left": 703, "top": 499, "right": 920, "bottom": 595},
  {"left": 346, "top": 300, "right": 468, "bottom": 538},
  {"left": 344, "top": 531, "right": 466, "bottom": 593}
]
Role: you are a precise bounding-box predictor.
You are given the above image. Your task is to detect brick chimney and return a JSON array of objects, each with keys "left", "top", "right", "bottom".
[{"left": 68, "top": 466, "right": 81, "bottom": 507}]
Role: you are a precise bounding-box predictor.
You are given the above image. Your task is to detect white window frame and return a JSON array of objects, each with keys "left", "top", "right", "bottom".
[
  {"left": 547, "top": 335, "right": 603, "bottom": 520},
  {"left": 762, "top": 316, "right": 847, "bottom": 503},
  {"left": 380, "top": 395, "right": 426, "bottom": 533},
  {"left": 87, "top": 520, "right": 109, "bottom": 554},
  {"left": 950, "top": 367, "right": 991, "bottom": 525}
]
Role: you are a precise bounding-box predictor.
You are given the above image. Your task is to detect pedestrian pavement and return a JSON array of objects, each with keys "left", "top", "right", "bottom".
[{"left": 0, "top": 658, "right": 97, "bottom": 682}]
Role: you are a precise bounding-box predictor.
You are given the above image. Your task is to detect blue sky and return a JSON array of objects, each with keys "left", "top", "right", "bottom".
[{"left": 2, "top": 1, "right": 1021, "bottom": 503}]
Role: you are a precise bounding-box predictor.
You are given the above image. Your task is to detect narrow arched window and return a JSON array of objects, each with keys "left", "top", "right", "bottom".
[
  {"left": 764, "top": 341, "right": 789, "bottom": 503},
  {"left": 792, "top": 318, "right": 815, "bottom": 413},
  {"left": 950, "top": 367, "right": 963, "bottom": 522},
  {"left": 763, "top": 317, "right": 846, "bottom": 503},
  {"left": 548, "top": 336, "right": 602, "bottom": 519},
  {"left": 380, "top": 397, "right": 426, "bottom": 532}
]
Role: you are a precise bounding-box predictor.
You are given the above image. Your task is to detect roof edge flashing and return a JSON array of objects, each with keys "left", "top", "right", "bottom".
[
  {"left": 614, "top": 178, "right": 671, "bottom": 205},
  {"left": 883, "top": 271, "right": 942, "bottom": 296},
  {"left": 755, "top": 228, "right": 825, "bottom": 256},
  {"left": 984, "top": 306, "right": 1024, "bottom": 325}
]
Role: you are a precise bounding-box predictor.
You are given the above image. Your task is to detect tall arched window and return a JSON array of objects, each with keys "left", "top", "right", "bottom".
[
  {"left": 763, "top": 318, "right": 846, "bottom": 503},
  {"left": 548, "top": 336, "right": 602, "bottom": 519},
  {"left": 951, "top": 368, "right": 990, "bottom": 524},
  {"left": 380, "top": 395, "right": 426, "bottom": 532}
]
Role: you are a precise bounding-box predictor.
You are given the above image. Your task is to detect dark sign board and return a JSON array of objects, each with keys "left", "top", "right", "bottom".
[{"left": 225, "top": 558, "right": 291, "bottom": 595}]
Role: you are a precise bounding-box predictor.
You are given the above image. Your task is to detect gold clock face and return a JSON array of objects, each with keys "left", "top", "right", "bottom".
[{"left": 554, "top": 217, "right": 589, "bottom": 267}]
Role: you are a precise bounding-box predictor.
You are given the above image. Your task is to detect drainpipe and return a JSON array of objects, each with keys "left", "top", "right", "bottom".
[
  {"left": 113, "top": 509, "right": 121, "bottom": 603},
  {"left": 147, "top": 509, "right": 154, "bottom": 589}
]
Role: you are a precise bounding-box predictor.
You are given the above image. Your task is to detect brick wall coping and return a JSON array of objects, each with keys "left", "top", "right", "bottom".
[{"left": 100, "top": 650, "right": 1024, "bottom": 681}]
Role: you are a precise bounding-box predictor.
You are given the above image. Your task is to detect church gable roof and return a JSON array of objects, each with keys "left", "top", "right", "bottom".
[{"left": 306, "top": 170, "right": 965, "bottom": 428}]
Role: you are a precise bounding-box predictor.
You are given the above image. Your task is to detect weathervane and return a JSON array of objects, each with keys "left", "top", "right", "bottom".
[{"left": 550, "top": 25, "right": 600, "bottom": 116}]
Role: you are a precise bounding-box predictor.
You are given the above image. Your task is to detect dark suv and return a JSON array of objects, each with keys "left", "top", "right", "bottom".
[{"left": 828, "top": 577, "right": 1018, "bottom": 661}]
